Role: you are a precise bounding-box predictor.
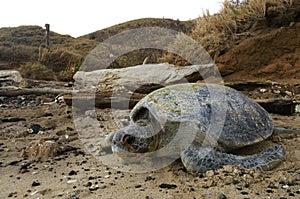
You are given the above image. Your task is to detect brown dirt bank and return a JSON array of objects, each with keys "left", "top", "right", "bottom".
[{"left": 217, "top": 22, "right": 300, "bottom": 84}]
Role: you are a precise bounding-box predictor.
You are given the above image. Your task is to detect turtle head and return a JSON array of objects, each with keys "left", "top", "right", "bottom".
[{"left": 107, "top": 122, "right": 159, "bottom": 156}]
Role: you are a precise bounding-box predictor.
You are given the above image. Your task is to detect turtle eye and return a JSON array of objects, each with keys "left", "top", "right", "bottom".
[{"left": 123, "top": 135, "right": 135, "bottom": 145}]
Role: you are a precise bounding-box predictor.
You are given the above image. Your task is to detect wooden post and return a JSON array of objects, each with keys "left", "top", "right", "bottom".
[{"left": 45, "top": 24, "right": 50, "bottom": 51}]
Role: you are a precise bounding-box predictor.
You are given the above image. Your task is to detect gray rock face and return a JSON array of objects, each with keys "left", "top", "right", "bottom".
[{"left": 0, "top": 70, "right": 25, "bottom": 88}]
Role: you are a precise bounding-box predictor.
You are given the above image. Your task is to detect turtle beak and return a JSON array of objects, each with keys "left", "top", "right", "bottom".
[{"left": 104, "top": 132, "right": 115, "bottom": 145}]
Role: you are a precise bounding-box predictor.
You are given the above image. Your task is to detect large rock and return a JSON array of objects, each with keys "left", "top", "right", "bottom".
[{"left": 0, "top": 70, "right": 25, "bottom": 88}]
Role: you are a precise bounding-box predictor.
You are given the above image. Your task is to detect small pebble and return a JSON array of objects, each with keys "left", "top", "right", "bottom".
[
  {"left": 282, "top": 185, "right": 289, "bottom": 189},
  {"left": 159, "top": 183, "right": 177, "bottom": 189},
  {"left": 68, "top": 170, "right": 77, "bottom": 176},
  {"left": 223, "top": 165, "right": 234, "bottom": 173},
  {"left": 8, "top": 192, "right": 17, "bottom": 197},
  {"left": 224, "top": 177, "right": 232, "bottom": 185},
  {"left": 89, "top": 184, "right": 99, "bottom": 191},
  {"left": 83, "top": 182, "right": 92, "bottom": 187},
  {"left": 260, "top": 88, "right": 268, "bottom": 93},
  {"left": 32, "top": 181, "right": 41, "bottom": 186},
  {"left": 241, "top": 191, "right": 248, "bottom": 195},
  {"left": 285, "top": 91, "right": 293, "bottom": 97},
  {"left": 219, "top": 193, "right": 227, "bottom": 199},
  {"left": 30, "top": 191, "right": 38, "bottom": 196},
  {"left": 145, "top": 176, "right": 155, "bottom": 182},
  {"left": 205, "top": 170, "right": 215, "bottom": 177},
  {"left": 67, "top": 179, "right": 78, "bottom": 184},
  {"left": 135, "top": 184, "right": 142, "bottom": 188},
  {"left": 289, "top": 193, "right": 295, "bottom": 197}
]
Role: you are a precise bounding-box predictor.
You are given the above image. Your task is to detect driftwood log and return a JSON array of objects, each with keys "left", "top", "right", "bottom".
[
  {"left": 0, "top": 65, "right": 299, "bottom": 115},
  {"left": 256, "top": 98, "right": 299, "bottom": 115},
  {"left": 1, "top": 83, "right": 298, "bottom": 115},
  {"left": 0, "top": 87, "right": 73, "bottom": 97},
  {"left": 63, "top": 94, "right": 299, "bottom": 115},
  {"left": 73, "top": 63, "right": 218, "bottom": 94}
]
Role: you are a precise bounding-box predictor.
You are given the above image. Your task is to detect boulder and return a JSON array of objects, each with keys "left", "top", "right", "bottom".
[{"left": 0, "top": 70, "right": 25, "bottom": 88}]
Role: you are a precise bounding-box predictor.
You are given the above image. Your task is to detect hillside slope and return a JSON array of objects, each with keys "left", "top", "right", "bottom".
[{"left": 81, "top": 18, "right": 195, "bottom": 42}]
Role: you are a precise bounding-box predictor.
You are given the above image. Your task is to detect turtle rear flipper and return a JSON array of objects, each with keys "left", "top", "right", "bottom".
[
  {"left": 273, "top": 128, "right": 300, "bottom": 134},
  {"left": 181, "top": 145, "right": 284, "bottom": 174}
]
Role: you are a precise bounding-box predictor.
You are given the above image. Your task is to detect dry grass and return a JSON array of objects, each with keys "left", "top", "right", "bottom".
[
  {"left": 190, "top": 0, "right": 297, "bottom": 60},
  {"left": 159, "top": 0, "right": 298, "bottom": 64},
  {"left": 19, "top": 62, "right": 57, "bottom": 81},
  {"left": 0, "top": 25, "right": 97, "bottom": 81}
]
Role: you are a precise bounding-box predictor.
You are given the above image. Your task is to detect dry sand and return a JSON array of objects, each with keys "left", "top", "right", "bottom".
[{"left": 0, "top": 83, "right": 299, "bottom": 199}]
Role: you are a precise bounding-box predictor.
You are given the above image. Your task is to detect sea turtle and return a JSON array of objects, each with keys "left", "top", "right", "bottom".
[{"left": 105, "top": 83, "right": 287, "bottom": 173}]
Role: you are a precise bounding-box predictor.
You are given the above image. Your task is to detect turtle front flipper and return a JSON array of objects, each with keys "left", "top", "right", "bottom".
[{"left": 181, "top": 145, "right": 285, "bottom": 174}]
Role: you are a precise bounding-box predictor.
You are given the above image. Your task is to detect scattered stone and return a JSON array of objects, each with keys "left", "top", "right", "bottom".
[
  {"left": 8, "top": 192, "right": 17, "bottom": 197},
  {"left": 135, "top": 184, "right": 142, "bottom": 188},
  {"left": 224, "top": 177, "right": 233, "bottom": 185},
  {"left": 241, "top": 191, "right": 249, "bottom": 195},
  {"left": 20, "top": 139, "right": 75, "bottom": 158},
  {"left": 205, "top": 170, "right": 215, "bottom": 177},
  {"left": 274, "top": 90, "right": 281, "bottom": 94},
  {"left": 32, "top": 181, "right": 41, "bottom": 187},
  {"left": 30, "top": 124, "right": 45, "bottom": 134},
  {"left": 83, "top": 182, "right": 92, "bottom": 187},
  {"left": 67, "top": 179, "right": 78, "bottom": 184},
  {"left": 282, "top": 185, "right": 289, "bottom": 189},
  {"left": 89, "top": 184, "right": 99, "bottom": 191},
  {"left": 8, "top": 160, "right": 21, "bottom": 166},
  {"left": 159, "top": 183, "right": 177, "bottom": 189},
  {"left": 68, "top": 170, "right": 77, "bottom": 176},
  {"left": 19, "top": 168, "right": 29, "bottom": 174},
  {"left": 30, "top": 191, "right": 39, "bottom": 196},
  {"left": 0, "top": 70, "right": 25, "bottom": 87},
  {"left": 223, "top": 165, "right": 234, "bottom": 173},
  {"left": 266, "top": 189, "right": 274, "bottom": 193},
  {"left": 285, "top": 91, "right": 293, "bottom": 97},
  {"left": 219, "top": 193, "right": 227, "bottom": 199},
  {"left": 145, "top": 176, "right": 155, "bottom": 182},
  {"left": 188, "top": 186, "right": 195, "bottom": 192}
]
